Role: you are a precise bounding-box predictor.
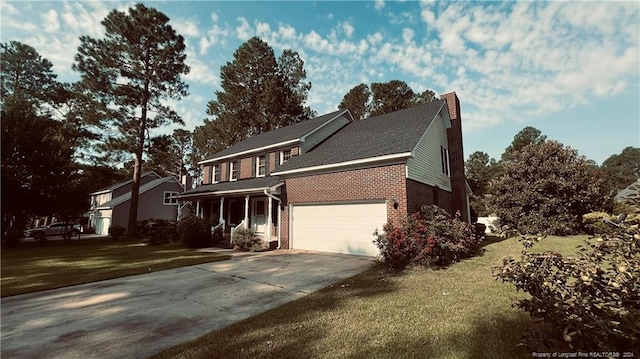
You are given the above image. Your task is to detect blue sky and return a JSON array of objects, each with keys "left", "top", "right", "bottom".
[{"left": 2, "top": 1, "right": 639, "bottom": 164}]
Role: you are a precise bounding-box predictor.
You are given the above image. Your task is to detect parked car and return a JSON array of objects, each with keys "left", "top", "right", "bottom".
[{"left": 24, "top": 222, "right": 82, "bottom": 241}]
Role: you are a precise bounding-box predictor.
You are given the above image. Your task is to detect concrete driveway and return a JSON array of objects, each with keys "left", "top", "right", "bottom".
[{"left": 1, "top": 250, "right": 374, "bottom": 359}]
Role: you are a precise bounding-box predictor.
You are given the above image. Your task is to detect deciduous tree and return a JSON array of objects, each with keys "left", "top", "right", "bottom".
[
  {"left": 73, "top": 3, "right": 190, "bottom": 234},
  {"left": 502, "top": 126, "right": 547, "bottom": 161},
  {"left": 487, "top": 141, "right": 610, "bottom": 235},
  {"left": 465, "top": 151, "right": 499, "bottom": 216},
  {"left": 601, "top": 146, "right": 640, "bottom": 192}
]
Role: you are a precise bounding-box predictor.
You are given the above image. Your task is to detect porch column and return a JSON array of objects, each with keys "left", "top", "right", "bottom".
[
  {"left": 244, "top": 195, "right": 249, "bottom": 228},
  {"left": 219, "top": 197, "right": 225, "bottom": 230},
  {"left": 267, "top": 196, "right": 273, "bottom": 241},
  {"left": 196, "top": 200, "right": 201, "bottom": 218}
]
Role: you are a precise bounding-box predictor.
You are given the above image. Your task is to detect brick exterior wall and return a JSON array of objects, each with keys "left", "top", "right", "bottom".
[
  {"left": 279, "top": 164, "right": 407, "bottom": 249},
  {"left": 405, "top": 179, "right": 453, "bottom": 214},
  {"left": 239, "top": 157, "right": 252, "bottom": 179},
  {"left": 268, "top": 152, "right": 276, "bottom": 175},
  {"left": 441, "top": 92, "right": 469, "bottom": 222},
  {"left": 291, "top": 146, "right": 300, "bottom": 156}
]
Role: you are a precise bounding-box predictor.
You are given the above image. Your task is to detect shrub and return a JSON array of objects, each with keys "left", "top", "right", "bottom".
[
  {"left": 582, "top": 211, "right": 613, "bottom": 235},
  {"left": 487, "top": 140, "right": 610, "bottom": 235},
  {"left": 108, "top": 225, "right": 126, "bottom": 240},
  {"left": 138, "top": 219, "right": 178, "bottom": 245},
  {"left": 211, "top": 225, "right": 224, "bottom": 244},
  {"left": 374, "top": 205, "right": 481, "bottom": 271},
  {"left": 493, "top": 223, "right": 640, "bottom": 352},
  {"left": 177, "top": 216, "right": 211, "bottom": 248},
  {"left": 232, "top": 228, "right": 263, "bottom": 251}
]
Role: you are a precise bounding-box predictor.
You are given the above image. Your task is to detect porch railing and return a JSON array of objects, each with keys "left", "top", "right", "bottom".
[{"left": 230, "top": 220, "right": 246, "bottom": 243}]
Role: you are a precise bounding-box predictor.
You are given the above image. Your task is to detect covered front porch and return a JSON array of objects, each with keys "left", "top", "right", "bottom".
[{"left": 176, "top": 178, "right": 283, "bottom": 248}]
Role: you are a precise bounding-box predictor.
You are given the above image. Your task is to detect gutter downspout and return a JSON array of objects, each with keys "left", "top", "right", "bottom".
[{"left": 263, "top": 189, "right": 282, "bottom": 249}]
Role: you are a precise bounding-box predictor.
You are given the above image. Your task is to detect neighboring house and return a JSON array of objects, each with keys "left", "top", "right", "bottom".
[
  {"left": 614, "top": 179, "right": 640, "bottom": 203},
  {"left": 88, "top": 171, "right": 185, "bottom": 235},
  {"left": 176, "top": 92, "right": 470, "bottom": 256}
]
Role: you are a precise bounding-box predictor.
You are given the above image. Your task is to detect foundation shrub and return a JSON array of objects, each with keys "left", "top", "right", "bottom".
[
  {"left": 138, "top": 219, "right": 178, "bottom": 245},
  {"left": 177, "top": 216, "right": 211, "bottom": 248},
  {"left": 374, "top": 205, "right": 481, "bottom": 271},
  {"left": 232, "top": 228, "right": 262, "bottom": 251}
]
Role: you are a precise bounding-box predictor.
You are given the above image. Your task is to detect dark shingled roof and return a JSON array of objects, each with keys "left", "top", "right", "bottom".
[
  {"left": 178, "top": 176, "right": 282, "bottom": 197},
  {"left": 202, "top": 110, "right": 347, "bottom": 162},
  {"left": 275, "top": 99, "right": 447, "bottom": 172}
]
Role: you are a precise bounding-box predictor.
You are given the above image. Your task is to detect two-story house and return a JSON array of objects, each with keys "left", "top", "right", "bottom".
[
  {"left": 176, "top": 92, "right": 470, "bottom": 256},
  {"left": 89, "top": 171, "right": 185, "bottom": 235}
]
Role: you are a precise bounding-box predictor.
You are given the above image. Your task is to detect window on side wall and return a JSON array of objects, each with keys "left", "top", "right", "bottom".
[
  {"left": 280, "top": 149, "right": 292, "bottom": 165},
  {"left": 164, "top": 191, "right": 178, "bottom": 205},
  {"left": 230, "top": 161, "right": 238, "bottom": 181},
  {"left": 257, "top": 155, "right": 266, "bottom": 177},
  {"left": 440, "top": 146, "right": 450, "bottom": 177}
]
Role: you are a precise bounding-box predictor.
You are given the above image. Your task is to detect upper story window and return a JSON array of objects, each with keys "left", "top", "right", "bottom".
[
  {"left": 440, "top": 146, "right": 450, "bottom": 177},
  {"left": 212, "top": 165, "right": 220, "bottom": 183},
  {"left": 256, "top": 155, "right": 266, "bottom": 177},
  {"left": 280, "top": 149, "right": 292, "bottom": 165},
  {"left": 163, "top": 191, "right": 178, "bottom": 205},
  {"left": 230, "top": 161, "right": 238, "bottom": 181}
]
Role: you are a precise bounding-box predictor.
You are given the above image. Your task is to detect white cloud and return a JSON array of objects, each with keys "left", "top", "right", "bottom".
[
  {"left": 342, "top": 22, "right": 354, "bottom": 37},
  {"left": 41, "top": 9, "right": 60, "bottom": 33},
  {"left": 235, "top": 17, "right": 252, "bottom": 40},
  {"left": 374, "top": 0, "right": 385, "bottom": 11},
  {"left": 1, "top": 2, "right": 19, "bottom": 15},
  {"left": 172, "top": 18, "right": 200, "bottom": 38},
  {"left": 401, "top": 28, "right": 414, "bottom": 43},
  {"left": 278, "top": 25, "right": 296, "bottom": 39}
]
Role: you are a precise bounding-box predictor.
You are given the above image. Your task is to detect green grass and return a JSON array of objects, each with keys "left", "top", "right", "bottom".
[
  {"left": 1, "top": 238, "right": 230, "bottom": 297},
  {"left": 150, "top": 235, "right": 589, "bottom": 359}
]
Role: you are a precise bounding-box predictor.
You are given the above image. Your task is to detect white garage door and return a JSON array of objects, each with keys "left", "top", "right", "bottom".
[{"left": 291, "top": 202, "right": 387, "bottom": 256}]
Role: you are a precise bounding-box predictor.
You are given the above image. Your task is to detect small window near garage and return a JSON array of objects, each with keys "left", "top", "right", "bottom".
[
  {"left": 441, "top": 146, "right": 450, "bottom": 177},
  {"left": 212, "top": 165, "right": 220, "bottom": 183},
  {"left": 164, "top": 191, "right": 178, "bottom": 205},
  {"left": 256, "top": 155, "right": 266, "bottom": 177},
  {"left": 280, "top": 149, "right": 292, "bottom": 165},
  {"left": 230, "top": 161, "right": 238, "bottom": 181}
]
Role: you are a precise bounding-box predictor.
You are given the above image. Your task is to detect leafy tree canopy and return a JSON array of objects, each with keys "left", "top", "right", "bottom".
[
  {"left": 339, "top": 80, "right": 436, "bottom": 119},
  {"left": 487, "top": 140, "right": 610, "bottom": 235},
  {"left": 195, "top": 36, "right": 312, "bottom": 158},
  {"left": 465, "top": 151, "right": 499, "bottom": 216},
  {"left": 601, "top": 146, "right": 640, "bottom": 192},
  {"left": 502, "top": 126, "right": 547, "bottom": 160}
]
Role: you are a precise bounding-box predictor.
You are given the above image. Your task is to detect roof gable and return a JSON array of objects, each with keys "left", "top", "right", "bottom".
[
  {"left": 96, "top": 176, "right": 181, "bottom": 209},
  {"left": 90, "top": 171, "right": 160, "bottom": 195},
  {"left": 274, "top": 100, "right": 447, "bottom": 174},
  {"left": 199, "top": 110, "right": 349, "bottom": 164}
]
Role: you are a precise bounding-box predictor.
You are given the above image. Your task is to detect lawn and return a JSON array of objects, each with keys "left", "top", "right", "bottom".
[
  {"left": 150, "top": 235, "right": 588, "bottom": 359},
  {"left": 1, "top": 238, "right": 230, "bottom": 297}
]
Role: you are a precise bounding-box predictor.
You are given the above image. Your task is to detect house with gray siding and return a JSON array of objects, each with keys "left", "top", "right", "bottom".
[{"left": 89, "top": 172, "right": 185, "bottom": 235}]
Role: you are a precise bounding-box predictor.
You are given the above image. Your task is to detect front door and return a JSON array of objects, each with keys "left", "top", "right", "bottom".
[{"left": 251, "top": 198, "right": 267, "bottom": 234}]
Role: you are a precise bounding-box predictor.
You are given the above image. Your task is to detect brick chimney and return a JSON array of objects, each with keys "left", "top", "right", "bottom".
[{"left": 441, "top": 92, "right": 470, "bottom": 222}]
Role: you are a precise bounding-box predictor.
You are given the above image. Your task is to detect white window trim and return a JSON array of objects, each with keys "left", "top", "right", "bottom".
[
  {"left": 230, "top": 162, "right": 238, "bottom": 182},
  {"left": 256, "top": 155, "right": 266, "bottom": 177},
  {"left": 280, "top": 149, "right": 292, "bottom": 165},
  {"left": 212, "top": 165, "right": 220, "bottom": 184},
  {"left": 441, "top": 146, "right": 450, "bottom": 177},
  {"left": 163, "top": 191, "right": 179, "bottom": 205}
]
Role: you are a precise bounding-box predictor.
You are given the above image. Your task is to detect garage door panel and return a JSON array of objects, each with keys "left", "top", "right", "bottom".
[{"left": 291, "top": 202, "right": 386, "bottom": 256}]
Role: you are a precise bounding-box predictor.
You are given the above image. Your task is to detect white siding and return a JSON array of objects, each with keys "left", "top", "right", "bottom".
[{"left": 407, "top": 113, "right": 452, "bottom": 191}]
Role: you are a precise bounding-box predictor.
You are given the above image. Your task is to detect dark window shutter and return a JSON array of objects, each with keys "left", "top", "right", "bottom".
[
  {"left": 251, "top": 157, "right": 256, "bottom": 177},
  {"left": 265, "top": 153, "right": 270, "bottom": 175}
]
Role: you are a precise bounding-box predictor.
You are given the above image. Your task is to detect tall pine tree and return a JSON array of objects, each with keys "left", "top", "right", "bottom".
[
  {"left": 73, "top": 4, "right": 190, "bottom": 235},
  {"left": 195, "top": 37, "right": 312, "bottom": 158}
]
